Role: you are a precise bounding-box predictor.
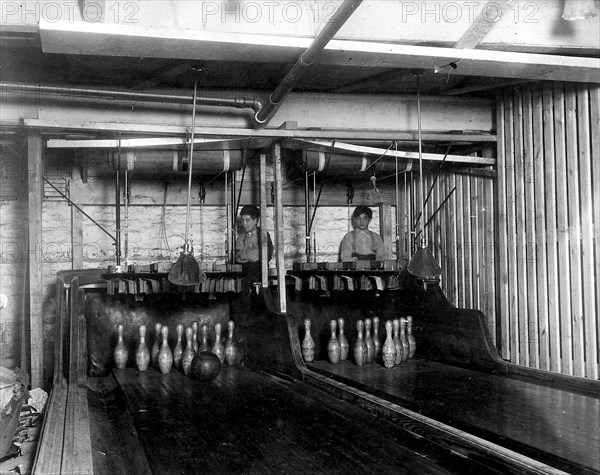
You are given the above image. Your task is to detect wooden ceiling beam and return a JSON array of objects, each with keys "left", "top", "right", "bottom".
[
  {"left": 24, "top": 119, "right": 497, "bottom": 143},
  {"left": 39, "top": 20, "right": 600, "bottom": 84},
  {"left": 454, "top": 0, "right": 513, "bottom": 49}
]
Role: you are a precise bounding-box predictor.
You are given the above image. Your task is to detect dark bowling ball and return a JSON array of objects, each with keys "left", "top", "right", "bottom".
[{"left": 190, "top": 351, "right": 222, "bottom": 381}]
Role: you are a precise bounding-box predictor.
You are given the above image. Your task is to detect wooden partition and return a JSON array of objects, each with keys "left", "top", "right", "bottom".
[
  {"left": 497, "top": 83, "right": 599, "bottom": 379},
  {"left": 403, "top": 170, "right": 497, "bottom": 346}
]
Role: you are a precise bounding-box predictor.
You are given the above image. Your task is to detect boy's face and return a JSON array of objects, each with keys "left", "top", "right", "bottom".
[
  {"left": 354, "top": 213, "right": 371, "bottom": 231},
  {"left": 240, "top": 214, "right": 258, "bottom": 233}
]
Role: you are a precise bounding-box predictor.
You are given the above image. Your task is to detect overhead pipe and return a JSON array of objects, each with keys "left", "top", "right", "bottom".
[
  {"left": 0, "top": 81, "right": 263, "bottom": 113},
  {"left": 254, "top": 0, "right": 363, "bottom": 126}
]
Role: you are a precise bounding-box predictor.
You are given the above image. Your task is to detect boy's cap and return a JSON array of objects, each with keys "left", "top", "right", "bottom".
[
  {"left": 240, "top": 205, "right": 260, "bottom": 219},
  {"left": 352, "top": 205, "right": 373, "bottom": 220}
]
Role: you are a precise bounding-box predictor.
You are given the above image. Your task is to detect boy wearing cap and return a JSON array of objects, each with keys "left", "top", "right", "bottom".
[
  {"left": 235, "top": 205, "right": 274, "bottom": 287},
  {"left": 340, "top": 205, "right": 390, "bottom": 262}
]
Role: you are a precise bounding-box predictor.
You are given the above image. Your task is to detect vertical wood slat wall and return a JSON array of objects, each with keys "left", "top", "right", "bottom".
[
  {"left": 405, "top": 169, "right": 497, "bottom": 344},
  {"left": 497, "top": 83, "right": 599, "bottom": 379}
]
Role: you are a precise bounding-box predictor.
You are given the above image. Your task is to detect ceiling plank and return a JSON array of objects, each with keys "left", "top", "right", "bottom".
[
  {"left": 129, "top": 62, "right": 192, "bottom": 90},
  {"left": 39, "top": 20, "right": 600, "bottom": 83},
  {"left": 443, "top": 79, "right": 537, "bottom": 96},
  {"left": 330, "top": 69, "right": 406, "bottom": 94}
]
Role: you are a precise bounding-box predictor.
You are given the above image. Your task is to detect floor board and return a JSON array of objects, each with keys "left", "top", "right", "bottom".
[
  {"left": 308, "top": 358, "right": 600, "bottom": 473},
  {"left": 111, "top": 366, "right": 495, "bottom": 474}
]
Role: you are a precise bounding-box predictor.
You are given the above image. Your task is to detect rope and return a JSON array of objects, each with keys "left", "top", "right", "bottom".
[{"left": 184, "top": 80, "right": 198, "bottom": 246}]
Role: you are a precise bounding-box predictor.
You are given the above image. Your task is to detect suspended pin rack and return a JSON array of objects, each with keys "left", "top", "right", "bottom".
[
  {"left": 101, "top": 262, "right": 245, "bottom": 299},
  {"left": 287, "top": 259, "right": 417, "bottom": 293}
]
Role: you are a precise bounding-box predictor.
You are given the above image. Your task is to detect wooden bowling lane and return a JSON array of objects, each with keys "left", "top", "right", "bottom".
[
  {"left": 307, "top": 358, "right": 600, "bottom": 475},
  {"left": 111, "top": 366, "right": 503, "bottom": 474}
]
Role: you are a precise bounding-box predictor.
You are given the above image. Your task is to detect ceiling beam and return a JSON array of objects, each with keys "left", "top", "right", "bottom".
[
  {"left": 283, "top": 139, "right": 495, "bottom": 164},
  {"left": 454, "top": 0, "right": 513, "bottom": 49},
  {"left": 24, "top": 119, "right": 497, "bottom": 143},
  {"left": 39, "top": 20, "right": 600, "bottom": 83}
]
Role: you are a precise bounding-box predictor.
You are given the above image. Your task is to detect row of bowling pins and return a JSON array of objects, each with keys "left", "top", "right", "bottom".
[
  {"left": 302, "top": 316, "right": 416, "bottom": 367},
  {"left": 113, "top": 320, "right": 238, "bottom": 375}
]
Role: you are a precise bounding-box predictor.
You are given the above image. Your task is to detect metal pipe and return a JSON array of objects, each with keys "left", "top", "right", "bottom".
[
  {"left": 304, "top": 170, "right": 311, "bottom": 262},
  {"left": 184, "top": 81, "right": 198, "bottom": 246},
  {"left": 124, "top": 166, "right": 129, "bottom": 264},
  {"left": 224, "top": 172, "right": 230, "bottom": 263},
  {"left": 254, "top": 0, "right": 363, "bottom": 125},
  {"left": 1, "top": 81, "right": 263, "bottom": 113},
  {"left": 115, "top": 142, "right": 121, "bottom": 265}
]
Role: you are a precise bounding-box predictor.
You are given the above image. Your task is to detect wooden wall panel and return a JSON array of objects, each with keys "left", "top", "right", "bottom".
[
  {"left": 522, "top": 87, "right": 539, "bottom": 369},
  {"left": 588, "top": 85, "right": 600, "bottom": 380},
  {"left": 497, "top": 82, "right": 599, "bottom": 379},
  {"left": 513, "top": 91, "right": 529, "bottom": 367},
  {"left": 496, "top": 94, "right": 510, "bottom": 360},
  {"left": 554, "top": 83, "right": 574, "bottom": 375}
]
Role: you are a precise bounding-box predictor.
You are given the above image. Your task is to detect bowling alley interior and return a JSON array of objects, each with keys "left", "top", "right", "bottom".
[{"left": 1, "top": 1, "right": 599, "bottom": 474}]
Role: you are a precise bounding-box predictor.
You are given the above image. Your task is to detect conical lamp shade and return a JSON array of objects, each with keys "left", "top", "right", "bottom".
[{"left": 407, "top": 244, "right": 442, "bottom": 278}]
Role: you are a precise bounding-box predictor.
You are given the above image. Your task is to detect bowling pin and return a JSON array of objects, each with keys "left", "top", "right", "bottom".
[
  {"left": 212, "top": 322, "right": 225, "bottom": 364},
  {"left": 225, "top": 320, "right": 238, "bottom": 365},
  {"left": 301, "top": 318, "right": 315, "bottom": 363},
  {"left": 182, "top": 326, "right": 195, "bottom": 376},
  {"left": 327, "top": 319, "right": 341, "bottom": 364},
  {"left": 400, "top": 317, "right": 409, "bottom": 362},
  {"left": 381, "top": 320, "right": 396, "bottom": 369},
  {"left": 364, "top": 318, "right": 374, "bottom": 363},
  {"left": 199, "top": 324, "right": 210, "bottom": 352},
  {"left": 151, "top": 322, "right": 162, "bottom": 367},
  {"left": 338, "top": 317, "right": 349, "bottom": 361},
  {"left": 192, "top": 321, "right": 199, "bottom": 353},
  {"left": 114, "top": 323, "right": 128, "bottom": 369},
  {"left": 158, "top": 326, "right": 173, "bottom": 374},
  {"left": 393, "top": 318, "right": 403, "bottom": 365},
  {"left": 353, "top": 320, "right": 367, "bottom": 367},
  {"left": 372, "top": 316, "right": 381, "bottom": 361},
  {"left": 173, "top": 323, "right": 184, "bottom": 370},
  {"left": 406, "top": 316, "right": 416, "bottom": 358},
  {"left": 135, "top": 324, "right": 150, "bottom": 372}
]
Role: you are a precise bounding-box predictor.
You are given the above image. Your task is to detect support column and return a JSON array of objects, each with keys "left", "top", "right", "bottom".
[
  {"left": 72, "top": 207, "right": 83, "bottom": 269},
  {"left": 379, "top": 204, "right": 393, "bottom": 258},
  {"left": 28, "top": 133, "right": 43, "bottom": 388},
  {"left": 259, "top": 154, "right": 268, "bottom": 288},
  {"left": 272, "top": 143, "right": 286, "bottom": 312}
]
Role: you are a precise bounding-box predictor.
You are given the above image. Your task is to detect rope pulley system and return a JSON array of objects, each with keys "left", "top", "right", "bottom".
[
  {"left": 407, "top": 72, "right": 442, "bottom": 280},
  {"left": 168, "top": 77, "right": 207, "bottom": 287}
]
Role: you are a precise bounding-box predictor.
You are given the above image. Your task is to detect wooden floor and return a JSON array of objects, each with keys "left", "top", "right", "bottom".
[
  {"left": 95, "top": 365, "right": 513, "bottom": 475},
  {"left": 308, "top": 358, "right": 600, "bottom": 474}
]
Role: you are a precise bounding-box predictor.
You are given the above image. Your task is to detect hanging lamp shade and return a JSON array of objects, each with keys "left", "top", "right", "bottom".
[{"left": 407, "top": 242, "right": 442, "bottom": 278}]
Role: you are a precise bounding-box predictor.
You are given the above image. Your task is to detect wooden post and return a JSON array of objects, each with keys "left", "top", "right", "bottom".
[
  {"left": 72, "top": 207, "right": 83, "bottom": 269},
  {"left": 379, "top": 204, "right": 393, "bottom": 258},
  {"left": 259, "top": 154, "right": 268, "bottom": 288},
  {"left": 272, "top": 143, "right": 286, "bottom": 313},
  {"left": 28, "top": 133, "right": 44, "bottom": 388}
]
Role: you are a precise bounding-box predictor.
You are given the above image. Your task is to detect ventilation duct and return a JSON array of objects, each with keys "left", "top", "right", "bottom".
[
  {"left": 303, "top": 150, "right": 413, "bottom": 175},
  {"left": 109, "top": 149, "right": 243, "bottom": 176}
]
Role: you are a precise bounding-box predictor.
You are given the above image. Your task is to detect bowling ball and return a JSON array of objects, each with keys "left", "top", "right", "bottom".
[{"left": 190, "top": 351, "right": 221, "bottom": 381}]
